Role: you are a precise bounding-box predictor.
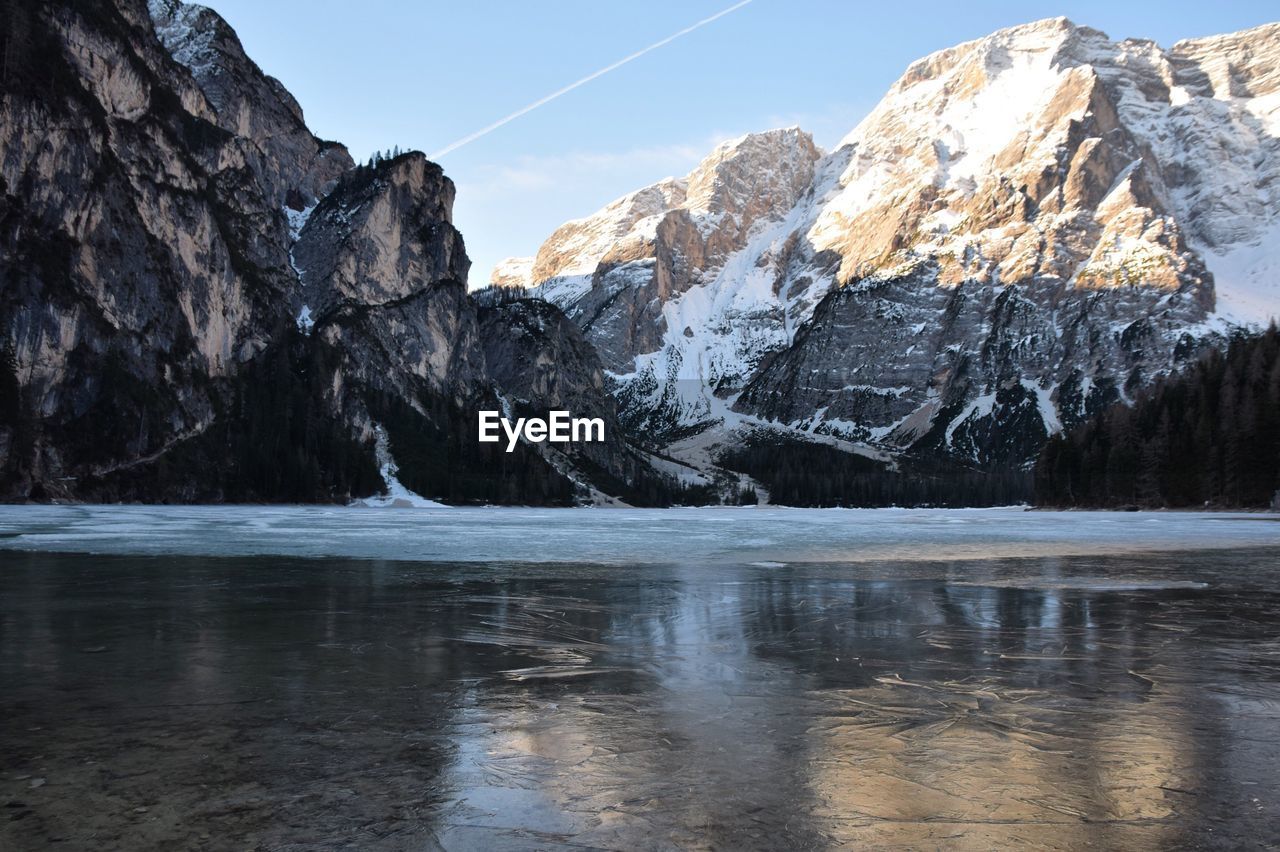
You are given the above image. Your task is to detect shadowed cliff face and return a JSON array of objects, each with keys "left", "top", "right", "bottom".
[
  {"left": 294, "top": 153, "right": 482, "bottom": 407},
  {"left": 0, "top": 0, "right": 327, "bottom": 497},
  {"left": 477, "top": 296, "right": 672, "bottom": 500},
  {"left": 295, "top": 155, "right": 470, "bottom": 314},
  {"left": 288, "top": 160, "right": 684, "bottom": 506},
  {"left": 736, "top": 268, "right": 1212, "bottom": 467},
  {"left": 147, "top": 0, "right": 352, "bottom": 210},
  {"left": 0, "top": 0, "right": 672, "bottom": 505}
]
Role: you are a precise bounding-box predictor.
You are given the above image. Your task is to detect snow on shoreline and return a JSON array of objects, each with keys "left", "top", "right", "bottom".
[
  {"left": 350, "top": 425, "right": 446, "bottom": 509},
  {"left": 1, "top": 505, "right": 1277, "bottom": 564}
]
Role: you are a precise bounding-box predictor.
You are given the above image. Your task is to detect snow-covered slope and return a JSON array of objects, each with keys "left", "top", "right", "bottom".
[
  {"left": 497, "top": 127, "right": 824, "bottom": 431},
  {"left": 814, "top": 16, "right": 1280, "bottom": 327},
  {"left": 498, "top": 18, "right": 1280, "bottom": 464}
]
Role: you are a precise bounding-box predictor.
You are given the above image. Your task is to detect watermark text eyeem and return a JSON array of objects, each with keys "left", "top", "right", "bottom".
[{"left": 478, "top": 410, "right": 605, "bottom": 452}]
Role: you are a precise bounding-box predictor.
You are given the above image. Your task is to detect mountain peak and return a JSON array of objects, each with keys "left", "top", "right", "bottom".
[
  {"left": 148, "top": 0, "right": 352, "bottom": 207},
  {"left": 686, "top": 127, "right": 820, "bottom": 216},
  {"left": 509, "top": 16, "right": 1279, "bottom": 467}
]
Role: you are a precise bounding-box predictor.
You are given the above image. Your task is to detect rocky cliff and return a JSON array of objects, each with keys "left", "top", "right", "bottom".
[
  {"left": 0, "top": 0, "right": 320, "bottom": 498},
  {"left": 294, "top": 153, "right": 481, "bottom": 402},
  {"left": 500, "top": 18, "right": 1280, "bottom": 477},
  {"left": 8, "top": 3, "right": 1275, "bottom": 506},
  {"left": 475, "top": 293, "right": 695, "bottom": 504},
  {"left": 0, "top": 0, "right": 678, "bottom": 505},
  {"left": 147, "top": 0, "right": 352, "bottom": 210},
  {"left": 506, "top": 128, "right": 823, "bottom": 422}
]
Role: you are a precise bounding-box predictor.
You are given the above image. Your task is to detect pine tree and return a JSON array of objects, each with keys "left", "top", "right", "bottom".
[
  {"left": 0, "top": 345, "right": 20, "bottom": 427},
  {"left": 1034, "top": 329, "right": 1280, "bottom": 508}
]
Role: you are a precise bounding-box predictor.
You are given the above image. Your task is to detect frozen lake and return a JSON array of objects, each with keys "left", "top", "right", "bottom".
[
  {"left": 3, "top": 505, "right": 1280, "bottom": 563},
  {"left": 2, "top": 507, "right": 1280, "bottom": 848}
]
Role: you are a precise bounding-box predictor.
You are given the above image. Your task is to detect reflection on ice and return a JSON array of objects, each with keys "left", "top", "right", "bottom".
[
  {"left": 2, "top": 544, "right": 1280, "bottom": 847},
  {"left": 953, "top": 578, "right": 1211, "bottom": 590}
]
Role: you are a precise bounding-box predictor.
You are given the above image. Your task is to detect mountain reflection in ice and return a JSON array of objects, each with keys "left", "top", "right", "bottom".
[{"left": 2, "top": 543, "right": 1280, "bottom": 847}]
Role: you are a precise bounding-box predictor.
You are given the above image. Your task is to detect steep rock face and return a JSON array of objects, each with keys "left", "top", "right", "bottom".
[
  {"left": 476, "top": 294, "right": 708, "bottom": 503},
  {"left": 1, "top": 0, "right": 665, "bottom": 505},
  {"left": 804, "top": 21, "right": 1209, "bottom": 294},
  {"left": 503, "top": 18, "right": 1280, "bottom": 466},
  {"left": 478, "top": 297, "right": 637, "bottom": 486},
  {"left": 737, "top": 268, "right": 1206, "bottom": 466},
  {"left": 499, "top": 129, "right": 821, "bottom": 406},
  {"left": 278, "top": 154, "right": 676, "bottom": 505},
  {"left": 147, "top": 0, "right": 352, "bottom": 209},
  {"left": 0, "top": 0, "right": 305, "bottom": 496},
  {"left": 295, "top": 155, "right": 470, "bottom": 315},
  {"left": 735, "top": 18, "right": 1278, "bottom": 463},
  {"left": 293, "top": 153, "right": 482, "bottom": 415},
  {"left": 479, "top": 299, "right": 613, "bottom": 420}
]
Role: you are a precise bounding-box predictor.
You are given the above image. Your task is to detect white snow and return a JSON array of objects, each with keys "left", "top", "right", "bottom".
[
  {"left": 287, "top": 205, "right": 317, "bottom": 331},
  {"left": 812, "top": 21, "right": 1079, "bottom": 255},
  {"left": 148, "top": 0, "right": 219, "bottom": 78},
  {"left": 286, "top": 204, "right": 315, "bottom": 286},
  {"left": 523, "top": 19, "right": 1280, "bottom": 452},
  {"left": 945, "top": 392, "right": 997, "bottom": 446},
  {"left": 839, "top": 385, "right": 911, "bottom": 397},
  {"left": 533, "top": 274, "right": 594, "bottom": 306},
  {"left": 642, "top": 452, "right": 711, "bottom": 487},
  {"left": 286, "top": 204, "right": 315, "bottom": 242},
  {"left": 3, "top": 505, "right": 1279, "bottom": 564},
  {"left": 1023, "top": 379, "right": 1062, "bottom": 435},
  {"left": 357, "top": 424, "right": 445, "bottom": 509},
  {"left": 1197, "top": 219, "right": 1280, "bottom": 326}
]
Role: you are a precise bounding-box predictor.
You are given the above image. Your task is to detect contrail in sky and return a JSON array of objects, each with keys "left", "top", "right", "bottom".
[{"left": 429, "top": 0, "right": 754, "bottom": 160}]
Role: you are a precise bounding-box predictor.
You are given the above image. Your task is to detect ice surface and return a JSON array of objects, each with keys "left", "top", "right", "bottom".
[
  {"left": 4, "top": 544, "right": 1280, "bottom": 848},
  {"left": 1, "top": 506, "right": 1278, "bottom": 563}
]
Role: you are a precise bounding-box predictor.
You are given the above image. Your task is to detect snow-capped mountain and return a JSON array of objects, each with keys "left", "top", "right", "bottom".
[
  {"left": 497, "top": 18, "right": 1280, "bottom": 466},
  {"left": 6, "top": 3, "right": 1278, "bottom": 505},
  {"left": 498, "top": 128, "right": 825, "bottom": 431}
]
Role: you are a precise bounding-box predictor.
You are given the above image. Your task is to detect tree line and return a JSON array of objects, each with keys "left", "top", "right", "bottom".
[
  {"left": 719, "top": 432, "right": 1032, "bottom": 507},
  {"left": 1035, "top": 326, "right": 1280, "bottom": 508}
]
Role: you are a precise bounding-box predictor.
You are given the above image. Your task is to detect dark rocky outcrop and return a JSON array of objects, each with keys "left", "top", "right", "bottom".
[
  {"left": 476, "top": 294, "right": 685, "bottom": 503},
  {"left": 148, "top": 0, "right": 352, "bottom": 209},
  {"left": 1, "top": 0, "right": 306, "bottom": 499},
  {"left": 0, "top": 0, "right": 675, "bottom": 505},
  {"left": 737, "top": 265, "right": 1215, "bottom": 467}
]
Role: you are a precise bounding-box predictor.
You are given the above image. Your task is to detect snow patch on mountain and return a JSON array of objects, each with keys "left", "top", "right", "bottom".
[
  {"left": 148, "top": 0, "right": 217, "bottom": 75},
  {"left": 501, "top": 18, "right": 1280, "bottom": 466},
  {"left": 1200, "top": 220, "right": 1280, "bottom": 325},
  {"left": 359, "top": 425, "right": 445, "bottom": 509}
]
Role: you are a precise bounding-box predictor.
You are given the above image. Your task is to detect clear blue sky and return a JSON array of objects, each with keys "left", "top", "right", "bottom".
[{"left": 205, "top": 1, "right": 1278, "bottom": 285}]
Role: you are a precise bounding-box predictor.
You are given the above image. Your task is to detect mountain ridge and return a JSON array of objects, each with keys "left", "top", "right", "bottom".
[
  {"left": 0, "top": 0, "right": 683, "bottom": 505},
  {"left": 494, "top": 16, "right": 1279, "bottom": 478},
  {"left": 3, "top": 5, "right": 1277, "bottom": 505}
]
